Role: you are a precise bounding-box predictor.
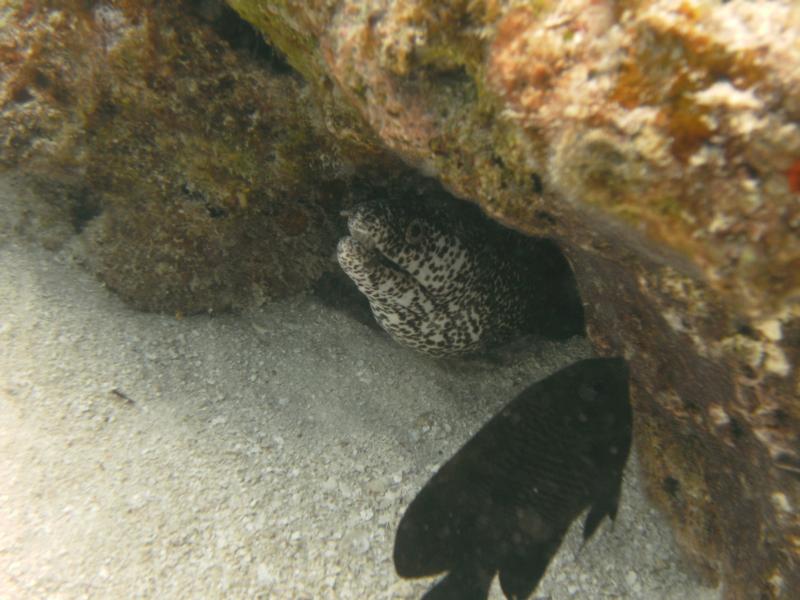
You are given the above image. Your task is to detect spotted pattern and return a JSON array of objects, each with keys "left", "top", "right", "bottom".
[{"left": 337, "top": 201, "right": 577, "bottom": 357}]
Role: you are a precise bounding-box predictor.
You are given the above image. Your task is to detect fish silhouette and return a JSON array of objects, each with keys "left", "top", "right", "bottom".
[{"left": 394, "top": 357, "right": 633, "bottom": 599}]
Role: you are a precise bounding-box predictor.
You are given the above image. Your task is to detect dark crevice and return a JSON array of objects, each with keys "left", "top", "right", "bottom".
[
  {"left": 729, "top": 417, "right": 744, "bottom": 440},
  {"left": 188, "top": 0, "right": 294, "bottom": 74},
  {"left": 11, "top": 86, "right": 34, "bottom": 104},
  {"left": 70, "top": 191, "right": 102, "bottom": 233},
  {"left": 662, "top": 476, "right": 681, "bottom": 498},
  {"left": 534, "top": 210, "right": 556, "bottom": 226},
  {"left": 531, "top": 173, "right": 544, "bottom": 194},
  {"left": 735, "top": 322, "right": 757, "bottom": 338},
  {"left": 205, "top": 204, "right": 227, "bottom": 219}
]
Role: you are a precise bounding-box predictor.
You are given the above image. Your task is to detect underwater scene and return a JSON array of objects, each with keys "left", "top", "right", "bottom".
[{"left": 1, "top": 1, "right": 797, "bottom": 599}]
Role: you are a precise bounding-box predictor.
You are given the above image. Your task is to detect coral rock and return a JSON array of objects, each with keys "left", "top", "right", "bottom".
[{"left": 0, "top": 0, "right": 395, "bottom": 312}]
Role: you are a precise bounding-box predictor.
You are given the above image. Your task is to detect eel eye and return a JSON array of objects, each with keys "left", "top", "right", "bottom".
[{"left": 405, "top": 220, "right": 425, "bottom": 244}]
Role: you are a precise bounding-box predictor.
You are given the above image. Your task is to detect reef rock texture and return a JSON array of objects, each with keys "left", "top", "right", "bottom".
[
  {"left": 0, "top": 0, "right": 398, "bottom": 312},
  {"left": 2, "top": 0, "right": 799, "bottom": 598},
  {"left": 224, "top": 1, "right": 799, "bottom": 598}
]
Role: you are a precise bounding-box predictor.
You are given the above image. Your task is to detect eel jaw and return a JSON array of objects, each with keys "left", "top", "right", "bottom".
[
  {"left": 342, "top": 215, "right": 411, "bottom": 279},
  {"left": 347, "top": 223, "right": 376, "bottom": 250}
]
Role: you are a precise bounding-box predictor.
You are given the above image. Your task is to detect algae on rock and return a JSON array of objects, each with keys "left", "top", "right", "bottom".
[{"left": 0, "top": 0, "right": 397, "bottom": 312}]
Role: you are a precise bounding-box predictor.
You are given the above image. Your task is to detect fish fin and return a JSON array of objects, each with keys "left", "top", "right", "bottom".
[
  {"left": 498, "top": 535, "right": 563, "bottom": 600},
  {"left": 421, "top": 565, "right": 493, "bottom": 600},
  {"left": 581, "top": 503, "right": 610, "bottom": 548},
  {"left": 394, "top": 511, "right": 452, "bottom": 578},
  {"left": 581, "top": 488, "right": 621, "bottom": 549},
  {"left": 394, "top": 471, "right": 481, "bottom": 578}
]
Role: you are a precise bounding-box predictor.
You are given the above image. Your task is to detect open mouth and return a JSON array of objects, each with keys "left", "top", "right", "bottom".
[
  {"left": 374, "top": 250, "right": 407, "bottom": 276},
  {"left": 345, "top": 234, "right": 407, "bottom": 277},
  {"left": 347, "top": 220, "right": 409, "bottom": 277},
  {"left": 339, "top": 235, "right": 436, "bottom": 315},
  {"left": 343, "top": 216, "right": 434, "bottom": 304},
  {"left": 349, "top": 226, "right": 376, "bottom": 250}
]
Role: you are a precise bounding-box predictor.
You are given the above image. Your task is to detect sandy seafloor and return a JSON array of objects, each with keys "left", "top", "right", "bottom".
[{"left": 0, "top": 178, "right": 720, "bottom": 599}]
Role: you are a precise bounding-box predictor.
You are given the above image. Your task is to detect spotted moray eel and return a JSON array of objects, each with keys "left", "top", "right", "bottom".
[{"left": 336, "top": 200, "right": 583, "bottom": 357}]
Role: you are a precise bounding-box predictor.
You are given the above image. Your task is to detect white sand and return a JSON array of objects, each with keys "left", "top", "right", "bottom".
[{"left": 0, "top": 177, "right": 719, "bottom": 599}]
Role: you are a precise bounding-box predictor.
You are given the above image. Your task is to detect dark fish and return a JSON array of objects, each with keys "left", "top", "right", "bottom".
[{"left": 394, "top": 357, "right": 633, "bottom": 599}]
